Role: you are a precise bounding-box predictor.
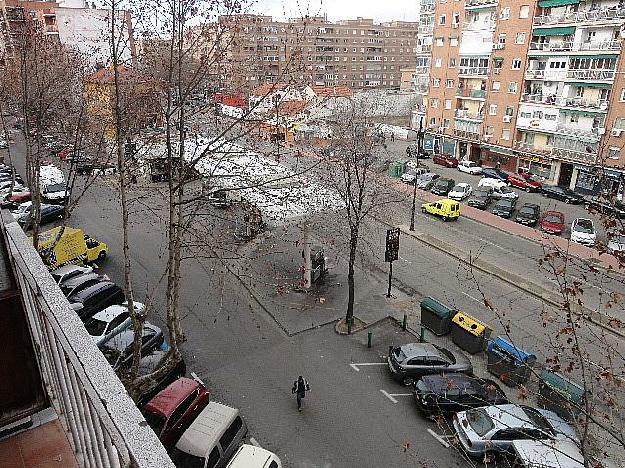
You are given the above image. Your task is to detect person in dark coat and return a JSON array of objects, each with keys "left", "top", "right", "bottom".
[{"left": 291, "top": 376, "right": 310, "bottom": 411}]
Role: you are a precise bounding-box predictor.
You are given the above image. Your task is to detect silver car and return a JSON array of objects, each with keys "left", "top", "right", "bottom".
[
  {"left": 608, "top": 234, "right": 625, "bottom": 254},
  {"left": 453, "top": 404, "right": 578, "bottom": 457}
]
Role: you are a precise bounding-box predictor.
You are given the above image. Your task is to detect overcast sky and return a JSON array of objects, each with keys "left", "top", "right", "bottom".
[{"left": 250, "top": 0, "right": 419, "bottom": 22}]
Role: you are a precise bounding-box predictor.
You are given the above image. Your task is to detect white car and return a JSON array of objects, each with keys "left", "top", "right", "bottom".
[
  {"left": 41, "top": 182, "right": 69, "bottom": 202},
  {"left": 570, "top": 218, "right": 596, "bottom": 246},
  {"left": 401, "top": 167, "right": 429, "bottom": 184},
  {"left": 0, "top": 139, "right": 8, "bottom": 149},
  {"left": 448, "top": 183, "right": 473, "bottom": 201},
  {"left": 607, "top": 234, "right": 625, "bottom": 254},
  {"left": 50, "top": 264, "right": 94, "bottom": 285},
  {"left": 85, "top": 302, "right": 145, "bottom": 345},
  {"left": 478, "top": 178, "right": 518, "bottom": 200},
  {"left": 457, "top": 160, "right": 482, "bottom": 175}
]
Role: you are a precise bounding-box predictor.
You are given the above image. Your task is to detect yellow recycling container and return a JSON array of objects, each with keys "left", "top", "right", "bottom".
[{"left": 451, "top": 311, "right": 492, "bottom": 354}]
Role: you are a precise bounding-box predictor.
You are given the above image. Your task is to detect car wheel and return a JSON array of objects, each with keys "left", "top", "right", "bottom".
[
  {"left": 443, "top": 216, "right": 448, "bottom": 222},
  {"left": 542, "top": 192, "right": 548, "bottom": 197},
  {"left": 525, "top": 187, "right": 531, "bottom": 192},
  {"left": 97, "top": 251, "right": 107, "bottom": 261},
  {"left": 564, "top": 198, "right": 571, "bottom": 204},
  {"left": 402, "top": 376, "right": 415, "bottom": 386},
  {"left": 421, "top": 207, "right": 426, "bottom": 213}
]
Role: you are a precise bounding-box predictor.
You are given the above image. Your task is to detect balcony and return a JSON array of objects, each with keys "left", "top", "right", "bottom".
[
  {"left": 0, "top": 212, "right": 174, "bottom": 468},
  {"left": 455, "top": 109, "right": 484, "bottom": 120},
  {"left": 456, "top": 88, "right": 487, "bottom": 99},
  {"left": 421, "top": 2, "right": 435, "bottom": 13},
  {"left": 566, "top": 68, "right": 615, "bottom": 81},
  {"left": 462, "top": 20, "right": 496, "bottom": 31},
  {"left": 533, "top": 7, "right": 625, "bottom": 26},
  {"left": 556, "top": 123, "right": 602, "bottom": 140},
  {"left": 417, "top": 44, "right": 432, "bottom": 54},
  {"left": 524, "top": 69, "right": 567, "bottom": 80},
  {"left": 514, "top": 141, "right": 598, "bottom": 164},
  {"left": 418, "top": 24, "right": 434, "bottom": 34},
  {"left": 415, "top": 65, "right": 430, "bottom": 75},
  {"left": 529, "top": 40, "right": 620, "bottom": 53},
  {"left": 458, "top": 66, "right": 489, "bottom": 77},
  {"left": 520, "top": 94, "right": 609, "bottom": 111},
  {"left": 454, "top": 128, "right": 481, "bottom": 140},
  {"left": 465, "top": 0, "right": 498, "bottom": 8}
]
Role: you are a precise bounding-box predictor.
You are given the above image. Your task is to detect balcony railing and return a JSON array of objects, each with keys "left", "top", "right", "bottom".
[
  {"left": 533, "top": 7, "right": 625, "bottom": 26},
  {"left": 421, "top": 2, "right": 435, "bottom": 13},
  {"left": 514, "top": 141, "right": 597, "bottom": 164},
  {"left": 462, "top": 21, "right": 496, "bottom": 31},
  {"left": 524, "top": 69, "right": 567, "bottom": 80},
  {"left": 458, "top": 66, "right": 489, "bottom": 77},
  {"left": 456, "top": 88, "right": 487, "bottom": 99},
  {"left": 1, "top": 215, "right": 174, "bottom": 468},
  {"left": 417, "top": 44, "right": 432, "bottom": 53},
  {"left": 465, "top": 0, "right": 498, "bottom": 7},
  {"left": 520, "top": 94, "right": 609, "bottom": 111},
  {"left": 415, "top": 66, "right": 430, "bottom": 75},
  {"left": 418, "top": 24, "right": 434, "bottom": 34},
  {"left": 566, "top": 68, "right": 615, "bottom": 80},
  {"left": 454, "top": 128, "right": 481, "bottom": 140},
  {"left": 529, "top": 40, "right": 620, "bottom": 52},
  {"left": 556, "top": 123, "right": 602, "bottom": 140},
  {"left": 455, "top": 109, "right": 484, "bottom": 120}
]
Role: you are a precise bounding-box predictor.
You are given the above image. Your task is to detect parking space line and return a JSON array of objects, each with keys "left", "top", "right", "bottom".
[
  {"left": 349, "top": 362, "right": 387, "bottom": 372},
  {"left": 249, "top": 437, "right": 261, "bottom": 448},
  {"left": 427, "top": 429, "right": 451, "bottom": 449},
  {"left": 380, "top": 390, "right": 398, "bottom": 403},
  {"left": 461, "top": 291, "right": 482, "bottom": 303},
  {"left": 190, "top": 372, "right": 205, "bottom": 386}
]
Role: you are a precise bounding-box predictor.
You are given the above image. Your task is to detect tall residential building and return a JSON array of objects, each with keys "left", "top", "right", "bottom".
[
  {"left": 412, "top": 0, "right": 434, "bottom": 127},
  {"left": 217, "top": 14, "right": 419, "bottom": 91},
  {"left": 424, "top": 0, "right": 625, "bottom": 196}
]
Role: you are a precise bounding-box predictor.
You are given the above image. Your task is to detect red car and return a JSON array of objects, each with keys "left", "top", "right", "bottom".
[
  {"left": 58, "top": 146, "right": 74, "bottom": 161},
  {"left": 540, "top": 210, "right": 565, "bottom": 235},
  {"left": 508, "top": 173, "right": 542, "bottom": 192},
  {"left": 142, "top": 377, "right": 210, "bottom": 449},
  {"left": 433, "top": 153, "right": 459, "bottom": 168}
]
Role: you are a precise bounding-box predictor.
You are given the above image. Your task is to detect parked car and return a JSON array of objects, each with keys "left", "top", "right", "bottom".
[
  {"left": 84, "top": 301, "right": 144, "bottom": 345},
  {"left": 67, "top": 281, "right": 125, "bottom": 321},
  {"left": 541, "top": 185, "right": 584, "bottom": 204},
  {"left": 16, "top": 204, "right": 64, "bottom": 230},
  {"left": 58, "top": 145, "right": 75, "bottom": 161},
  {"left": 135, "top": 350, "right": 187, "bottom": 408},
  {"left": 415, "top": 173, "right": 440, "bottom": 190},
  {"left": 226, "top": 445, "right": 282, "bottom": 468},
  {"left": 431, "top": 178, "right": 456, "bottom": 196},
  {"left": 481, "top": 167, "right": 510, "bottom": 183},
  {"left": 401, "top": 167, "right": 430, "bottom": 184},
  {"left": 608, "top": 235, "right": 625, "bottom": 254},
  {"left": 59, "top": 272, "right": 107, "bottom": 297},
  {"left": 170, "top": 401, "right": 248, "bottom": 468},
  {"left": 41, "top": 182, "right": 69, "bottom": 203},
  {"left": 478, "top": 178, "right": 519, "bottom": 200},
  {"left": 492, "top": 198, "right": 517, "bottom": 218},
  {"left": 421, "top": 198, "right": 460, "bottom": 221},
  {"left": 448, "top": 183, "right": 473, "bottom": 201},
  {"left": 143, "top": 377, "right": 211, "bottom": 450},
  {"left": 511, "top": 440, "right": 584, "bottom": 468},
  {"left": 540, "top": 211, "right": 565, "bottom": 235},
  {"left": 570, "top": 218, "right": 596, "bottom": 246},
  {"left": 467, "top": 186, "right": 493, "bottom": 210},
  {"left": 584, "top": 196, "right": 625, "bottom": 218},
  {"left": 99, "top": 322, "right": 164, "bottom": 371},
  {"left": 0, "top": 139, "right": 8, "bottom": 149},
  {"left": 457, "top": 160, "right": 482, "bottom": 175},
  {"left": 1, "top": 189, "right": 31, "bottom": 209},
  {"left": 387, "top": 342, "right": 473, "bottom": 386},
  {"left": 453, "top": 404, "right": 578, "bottom": 457},
  {"left": 515, "top": 203, "right": 541, "bottom": 227},
  {"left": 508, "top": 173, "right": 542, "bottom": 192},
  {"left": 51, "top": 264, "right": 94, "bottom": 285},
  {"left": 433, "top": 153, "right": 459, "bottom": 168},
  {"left": 413, "top": 374, "right": 508, "bottom": 416}
]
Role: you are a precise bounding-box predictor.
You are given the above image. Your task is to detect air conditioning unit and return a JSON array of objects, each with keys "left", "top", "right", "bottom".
[
  {"left": 503, "top": 116, "right": 512, "bottom": 123},
  {"left": 598, "top": 127, "right": 606, "bottom": 135},
  {"left": 611, "top": 129, "right": 623, "bottom": 137}
]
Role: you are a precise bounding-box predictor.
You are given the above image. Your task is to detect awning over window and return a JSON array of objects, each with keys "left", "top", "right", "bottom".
[
  {"left": 570, "top": 82, "right": 611, "bottom": 88},
  {"left": 481, "top": 144, "right": 515, "bottom": 156},
  {"left": 573, "top": 54, "right": 618, "bottom": 60},
  {"left": 532, "top": 26, "right": 576, "bottom": 36},
  {"left": 560, "top": 108, "right": 603, "bottom": 116},
  {"left": 538, "top": 0, "right": 580, "bottom": 7}
]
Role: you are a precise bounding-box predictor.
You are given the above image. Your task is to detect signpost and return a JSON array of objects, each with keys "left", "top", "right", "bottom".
[{"left": 385, "top": 228, "right": 400, "bottom": 298}]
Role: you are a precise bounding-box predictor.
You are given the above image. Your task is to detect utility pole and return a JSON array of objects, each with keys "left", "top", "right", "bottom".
[{"left": 409, "top": 117, "right": 424, "bottom": 231}]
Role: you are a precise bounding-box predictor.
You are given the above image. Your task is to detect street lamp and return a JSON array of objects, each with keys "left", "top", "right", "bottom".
[{"left": 409, "top": 117, "right": 425, "bottom": 231}]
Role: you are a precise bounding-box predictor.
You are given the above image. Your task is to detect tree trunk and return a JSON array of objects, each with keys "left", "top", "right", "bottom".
[{"left": 346, "top": 225, "right": 359, "bottom": 332}]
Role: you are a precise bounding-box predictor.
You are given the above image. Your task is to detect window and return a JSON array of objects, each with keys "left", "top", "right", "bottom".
[
  {"left": 620, "top": 88, "right": 625, "bottom": 101},
  {"left": 219, "top": 416, "right": 243, "bottom": 449},
  {"left": 519, "top": 5, "right": 530, "bottom": 18},
  {"left": 512, "top": 58, "right": 522, "bottom": 70},
  {"left": 502, "top": 128, "right": 511, "bottom": 140},
  {"left": 489, "top": 104, "right": 498, "bottom": 115},
  {"left": 430, "top": 117, "right": 437, "bottom": 126},
  {"left": 449, "top": 58, "right": 457, "bottom": 67},
  {"left": 436, "top": 37, "right": 444, "bottom": 46},
  {"left": 445, "top": 99, "right": 452, "bottom": 109},
  {"left": 450, "top": 37, "right": 459, "bottom": 47},
  {"left": 269, "top": 462, "right": 279, "bottom": 468},
  {"left": 570, "top": 114, "right": 579, "bottom": 123},
  {"left": 169, "top": 390, "right": 200, "bottom": 430},
  {"left": 431, "top": 98, "right": 439, "bottom": 108},
  {"left": 608, "top": 147, "right": 621, "bottom": 159},
  {"left": 498, "top": 33, "right": 506, "bottom": 45},
  {"left": 439, "top": 14, "right": 446, "bottom": 25},
  {"left": 435, "top": 58, "right": 442, "bottom": 67},
  {"left": 515, "top": 32, "right": 526, "bottom": 44},
  {"left": 442, "top": 118, "right": 451, "bottom": 128},
  {"left": 500, "top": 7, "right": 510, "bottom": 19},
  {"left": 485, "top": 125, "right": 494, "bottom": 136},
  {"left": 614, "top": 117, "right": 625, "bottom": 129},
  {"left": 508, "top": 81, "right": 518, "bottom": 93},
  {"left": 505, "top": 106, "right": 514, "bottom": 116},
  {"left": 492, "top": 81, "right": 501, "bottom": 91},
  {"left": 433, "top": 78, "right": 441, "bottom": 87},
  {"left": 453, "top": 13, "right": 461, "bottom": 25},
  {"left": 446, "top": 79, "right": 454, "bottom": 88}
]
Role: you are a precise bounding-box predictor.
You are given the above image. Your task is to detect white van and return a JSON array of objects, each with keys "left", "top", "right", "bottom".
[
  {"left": 171, "top": 401, "right": 248, "bottom": 468},
  {"left": 226, "top": 444, "right": 282, "bottom": 468},
  {"left": 478, "top": 177, "right": 518, "bottom": 200}
]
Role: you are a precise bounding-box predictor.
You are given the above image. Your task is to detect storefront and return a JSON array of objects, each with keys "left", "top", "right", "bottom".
[
  {"left": 517, "top": 154, "right": 555, "bottom": 181},
  {"left": 572, "top": 165, "right": 625, "bottom": 197},
  {"left": 480, "top": 144, "right": 517, "bottom": 172},
  {"left": 424, "top": 134, "right": 457, "bottom": 157}
]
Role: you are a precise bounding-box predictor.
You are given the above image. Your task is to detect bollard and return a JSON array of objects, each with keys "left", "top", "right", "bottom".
[
  {"left": 420, "top": 326, "right": 425, "bottom": 343},
  {"left": 347, "top": 317, "right": 352, "bottom": 335},
  {"left": 367, "top": 331, "right": 372, "bottom": 348},
  {"left": 402, "top": 313, "right": 407, "bottom": 331}
]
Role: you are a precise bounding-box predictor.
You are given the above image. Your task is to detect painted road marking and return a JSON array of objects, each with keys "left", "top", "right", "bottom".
[
  {"left": 249, "top": 437, "right": 261, "bottom": 448},
  {"left": 349, "top": 362, "right": 387, "bottom": 372},
  {"left": 190, "top": 372, "right": 205, "bottom": 386},
  {"left": 461, "top": 291, "right": 482, "bottom": 303},
  {"left": 427, "top": 429, "right": 451, "bottom": 449},
  {"left": 380, "top": 390, "right": 412, "bottom": 403}
]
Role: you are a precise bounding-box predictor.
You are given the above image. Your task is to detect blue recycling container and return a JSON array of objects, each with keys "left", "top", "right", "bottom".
[{"left": 487, "top": 336, "right": 537, "bottom": 387}]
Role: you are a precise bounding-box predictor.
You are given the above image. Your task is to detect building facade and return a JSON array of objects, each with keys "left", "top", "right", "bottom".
[
  {"left": 423, "top": 0, "right": 625, "bottom": 196},
  {"left": 217, "top": 14, "right": 419, "bottom": 91}
]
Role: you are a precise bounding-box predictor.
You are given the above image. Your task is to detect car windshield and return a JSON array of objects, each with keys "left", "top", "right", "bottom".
[
  {"left": 452, "top": 185, "right": 464, "bottom": 192},
  {"left": 497, "top": 200, "right": 513, "bottom": 208},
  {"left": 436, "top": 346, "right": 456, "bottom": 364},
  {"left": 611, "top": 235, "right": 625, "bottom": 244},
  {"left": 519, "top": 206, "right": 536, "bottom": 215},
  {"left": 394, "top": 347, "right": 407, "bottom": 362},
  {"left": 467, "top": 408, "right": 495, "bottom": 436},
  {"left": 500, "top": 187, "right": 513, "bottom": 194},
  {"left": 85, "top": 318, "right": 108, "bottom": 336},
  {"left": 143, "top": 411, "right": 166, "bottom": 437},
  {"left": 544, "top": 214, "right": 562, "bottom": 224},
  {"left": 575, "top": 220, "right": 594, "bottom": 233},
  {"left": 523, "top": 407, "right": 555, "bottom": 437},
  {"left": 45, "top": 184, "right": 66, "bottom": 192}
]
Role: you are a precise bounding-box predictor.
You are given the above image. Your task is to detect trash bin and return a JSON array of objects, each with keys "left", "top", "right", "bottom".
[
  {"left": 420, "top": 296, "right": 458, "bottom": 336},
  {"left": 487, "top": 336, "right": 537, "bottom": 387},
  {"left": 451, "top": 312, "right": 492, "bottom": 354},
  {"left": 388, "top": 161, "right": 403, "bottom": 178},
  {"left": 538, "top": 370, "right": 588, "bottom": 423}
]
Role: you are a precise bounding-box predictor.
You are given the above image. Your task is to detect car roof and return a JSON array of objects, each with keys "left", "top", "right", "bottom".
[
  {"left": 62, "top": 272, "right": 100, "bottom": 288},
  {"left": 483, "top": 404, "right": 536, "bottom": 431},
  {"left": 69, "top": 281, "right": 116, "bottom": 301},
  {"left": 227, "top": 444, "right": 277, "bottom": 468},
  {"left": 175, "top": 402, "right": 239, "bottom": 457},
  {"left": 421, "top": 374, "right": 493, "bottom": 393},
  {"left": 52, "top": 264, "right": 91, "bottom": 276},
  {"left": 400, "top": 342, "right": 446, "bottom": 359},
  {"left": 144, "top": 377, "right": 203, "bottom": 418},
  {"left": 544, "top": 210, "right": 563, "bottom": 217},
  {"left": 102, "top": 323, "right": 160, "bottom": 351},
  {"left": 512, "top": 440, "right": 584, "bottom": 468},
  {"left": 90, "top": 304, "right": 130, "bottom": 323},
  {"left": 520, "top": 203, "right": 539, "bottom": 209}
]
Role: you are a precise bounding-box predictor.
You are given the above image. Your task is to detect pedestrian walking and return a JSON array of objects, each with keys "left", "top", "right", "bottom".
[
  {"left": 291, "top": 375, "right": 310, "bottom": 411},
  {"left": 391, "top": 133, "right": 395, "bottom": 142}
]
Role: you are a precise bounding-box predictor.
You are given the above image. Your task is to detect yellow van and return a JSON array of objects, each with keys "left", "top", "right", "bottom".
[{"left": 421, "top": 198, "right": 460, "bottom": 221}]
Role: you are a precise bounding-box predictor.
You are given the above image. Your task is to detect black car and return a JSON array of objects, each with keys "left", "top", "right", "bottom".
[
  {"left": 99, "top": 322, "right": 164, "bottom": 371},
  {"left": 584, "top": 196, "right": 625, "bottom": 218},
  {"left": 60, "top": 272, "right": 107, "bottom": 297},
  {"left": 515, "top": 203, "right": 541, "bottom": 227},
  {"left": 414, "top": 374, "right": 508, "bottom": 416},
  {"left": 17, "top": 204, "right": 64, "bottom": 230},
  {"left": 540, "top": 185, "right": 584, "bottom": 204},
  {"left": 68, "top": 281, "right": 125, "bottom": 321},
  {"left": 430, "top": 178, "right": 456, "bottom": 196},
  {"left": 467, "top": 186, "right": 493, "bottom": 210},
  {"left": 481, "top": 167, "right": 510, "bottom": 183},
  {"left": 492, "top": 198, "right": 516, "bottom": 218}
]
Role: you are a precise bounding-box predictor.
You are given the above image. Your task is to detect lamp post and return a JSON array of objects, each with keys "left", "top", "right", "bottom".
[{"left": 409, "top": 117, "right": 425, "bottom": 231}]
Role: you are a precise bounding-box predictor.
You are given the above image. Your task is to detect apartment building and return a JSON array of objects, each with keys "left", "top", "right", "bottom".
[
  {"left": 424, "top": 0, "right": 625, "bottom": 196},
  {"left": 412, "top": 0, "right": 434, "bottom": 125},
  {"left": 217, "top": 14, "right": 418, "bottom": 91}
]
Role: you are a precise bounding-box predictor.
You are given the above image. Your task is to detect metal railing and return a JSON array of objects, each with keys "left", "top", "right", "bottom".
[
  {"left": 520, "top": 94, "right": 609, "bottom": 110},
  {"left": 529, "top": 40, "right": 620, "bottom": 52},
  {"left": 458, "top": 66, "right": 489, "bottom": 77},
  {"left": 533, "top": 7, "right": 625, "bottom": 26},
  {"left": 514, "top": 142, "right": 598, "bottom": 164},
  {"left": 566, "top": 68, "right": 615, "bottom": 80},
  {"left": 462, "top": 21, "right": 496, "bottom": 31},
  {"left": 418, "top": 24, "right": 434, "bottom": 34},
  {"left": 456, "top": 88, "right": 487, "bottom": 99},
  {"left": 465, "top": 0, "right": 498, "bottom": 7},
  {"left": 455, "top": 109, "right": 483, "bottom": 120},
  {"left": 2, "top": 215, "right": 174, "bottom": 468},
  {"left": 555, "top": 123, "right": 602, "bottom": 139},
  {"left": 415, "top": 66, "right": 430, "bottom": 75},
  {"left": 524, "top": 69, "right": 567, "bottom": 80},
  {"left": 417, "top": 44, "right": 432, "bottom": 53}
]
